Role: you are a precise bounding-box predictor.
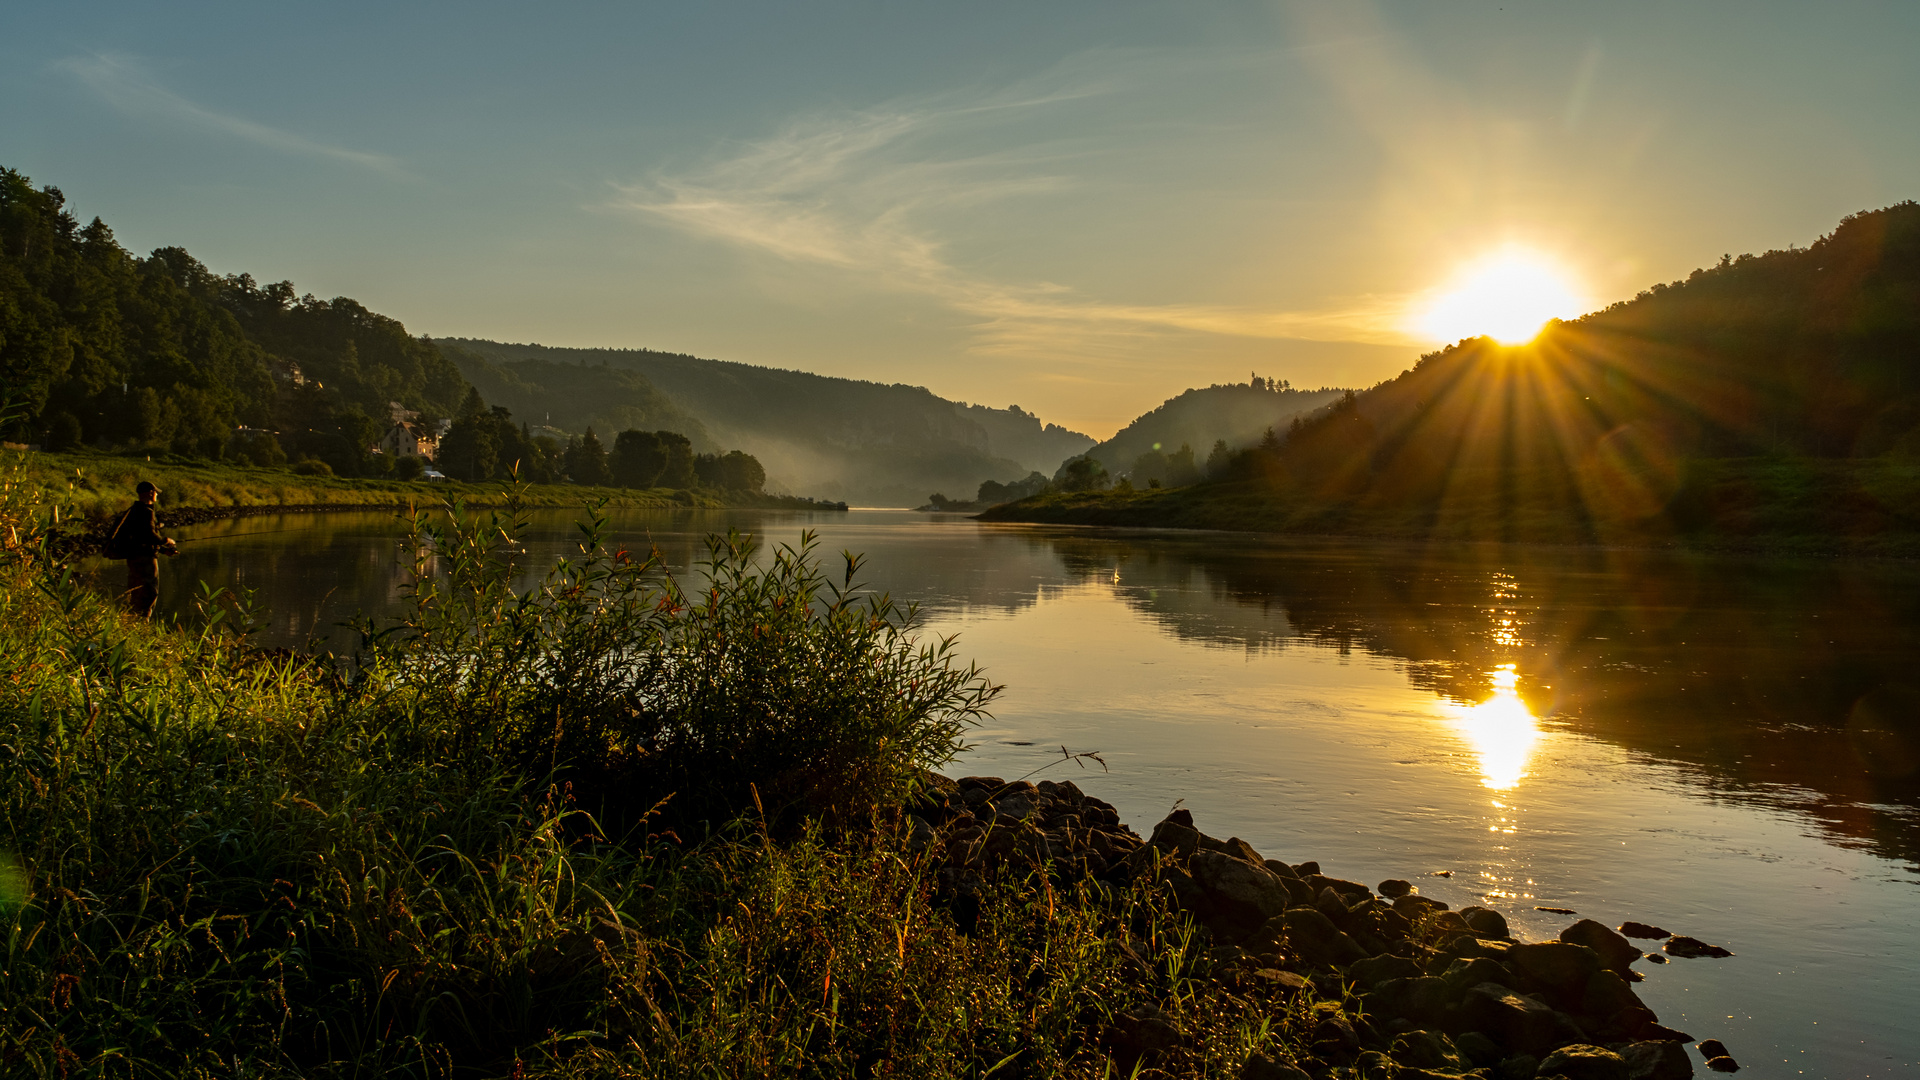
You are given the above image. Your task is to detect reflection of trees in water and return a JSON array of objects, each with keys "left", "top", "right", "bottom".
[{"left": 1023, "top": 530, "right": 1920, "bottom": 873}]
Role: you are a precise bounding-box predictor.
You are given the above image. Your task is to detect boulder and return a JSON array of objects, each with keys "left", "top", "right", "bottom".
[
  {"left": 987, "top": 791, "right": 1039, "bottom": 822},
  {"left": 1224, "top": 837, "right": 1266, "bottom": 864},
  {"left": 1391, "top": 1029, "right": 1467, "bottom": 1072},
  {"left": 1441, "top": 956, "right": 1512, "bottom": 995},
  {"left": 1147, "top": 818, "right": 1202, "bottom": 859},
  {"left": 1316, "top": 886, "right": 1354, "bottom": 926},
  {"left": 1190, "top": 849, "right": 1292, "bottom": 924},
  {"left": 1617, "top": 921, "right": 1671, "bottom": 940},
  {"left": 1461, "top": 905, "right": 1512, "bottom": 939},
  {"left": 1279, "top": 908, "right": 1369, "bottom": 967},
  {"left": 1562, "top": 919, "right": 1642, "bottom": 975},
  {"left": 1263, "top": 858, "right": 1301, "bottom": 880},
  {"left": 1538, "top": 1043, "right": 1630, "bottom": 1080},
  {"left": 1580, "top": 970, "right": 1649, "bottom": 1022},
  {"left": 1370, "top": 975, "right": 1454, "bottom": 1026},
  {"left": 1431, "top": 910, "right": 1473, "bottom": 935},
  {"left": 1349, "top": 953, "right": 1423, "bottom": 987},
  {"left": 1618, "top": 1040, "right": 1693, "bottom": 1080},
  {"left": 1293, "top": 860, "right": 1320, "bottom": 876},
  {"left": 1506, "top": 941, "right": 1603, "bottom": 996},
  {"left": 1457, "top": 983, "right": 1579, "bottom": 1056},
  {"left": 1664, "top": 936, "right": 1733, "bottom": 959},
  {"left": 1394, "top": 893, "right": 1450, "bottom": 919},
  {"left": 1105, "top": 1003, "right": 1184, "bottom": 1063},
  {"left": 1306, "top": 874, "right": 1372, "bottom": 901},
  {"left": 1496, "top": 1053, "right": 1540, "bottom": 1080},
  {"left": 1454, "top": 1030, "right": 1505, "bottom": 1069},
  {"left": 1377, "top": 878, "right": 1414, "bottom": 898},
  {"left": 1704, "top": 1057, "right": 1739, "bottom": 1074}
]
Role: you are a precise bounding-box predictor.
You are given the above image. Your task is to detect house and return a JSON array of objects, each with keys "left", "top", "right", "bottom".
[{"left": 377, "top": 402, "right": 441, "bottom": 460}]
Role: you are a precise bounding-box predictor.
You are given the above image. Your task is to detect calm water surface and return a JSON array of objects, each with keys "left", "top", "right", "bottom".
[{"left": 107, "top": 507, "right": 1920, "bottom": 1077}]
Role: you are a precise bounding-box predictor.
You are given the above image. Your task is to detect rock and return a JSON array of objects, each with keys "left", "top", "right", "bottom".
[
  {"left": 1393, "top": 893, "right": 1450, "bottom": 919},
  {"left": 1455, "top": 1030, "right": 1505, "bottom": 1068},
  {"left": 987, "top": 791, "right": 1039, "bottom": 822},
  {"left": 1457, "top": 983, "right": 1579, "bottom": 1056},
  {"left": 1496, "top": 1053, "right": 1541, "bottom": 1080},
  {"left": 1165, "top": 807, "right": 1195, "bottom": 828},
  {"left": 1147, "top": 818, "right": 1202, "bottom": 859},
  {"left": 1252, "top": 968, "right": 1312, "bottom": 995},
  {"left": 1664, "top": 936, "right": 1733, "bottom": 959},
  {"left": 1642, "top": 1023, "right": 1694, "bottom": 1043},
  {"left": 1580, "top": 970, "right": 1650, "bottom": 1025},
  {"left": 1695, "top": 1040, "right": 1731, "bottom": 1061},
  {"left": 1263, "top": 858, "right": 1301, "bottom": 880},
  {"left": 1392, "top": 1029, "right": 1467, "bottom": 1072},
  {"left": 1349, "top": 954, "right": 1423, "bottom": 987},
  {"left": 1294, "top": 860, "right": 1320, "bottom": 876},
  {"left": 1190, "top": 850, "right": 1292, "bottom": 925},
  {"left": 1535, "top": 906, "right": 1578, "bottom": 915},
  {"left": 1537, "top": 1043, "right": 1630, "bottom": 1080},
  {"left": 1431, "top": 910, "right": 1473, "bottom": 935},
  {"left": 1224, "top": 836, "right": 1266, "bottom": 864},
  {"left": 1441, "top": 956, "right": 1512, "bottom": 995},
  {"left": 1378, "top": 878, "right": 1414, "bottom": 898},
  {"left": 1240, "top": 1052, "right": 1313, "bottom": 1080},
  {"left": 1461, "top": 905, "right": 1511, "bottom": 939},
  {"left": 1704, "top": 1058, "right": 1738, "bottom": 1074},
  {"left": 1618, "top": 1040, "right": 1693, "bottom": 1080},
  {"left": 1561, "top": 919, "right": 1642, "bottom": 975},
  {"left": 1316, "top": 886, "right": 1354, "bottom": 926},
  {"left": 1370, "top": 975, "right": 1453, "bottom": 1026},
  {"left": 905, "top": 813, "right": 937, "bottom": 852},
  {"left": 1310, "top": 1001, "right": 1360, "bottom": 1054},
  {"left": 1506, "top": 941, "right": 1603, "bottom": 995},
  {"left": 1618, "top": 921, "right": 1671, "bottom": 940},
  {"left": 1644, "top": 952, "right": 1668, "bottom": 964},
  {"left": 1433, "top": 936, "right": 1515, "bottom": 967},
  {"left": 1279, "top": 908, "right": 1369, "bottom": 967},
  {"left": 1106, "top": 1003, "right": 1184, "bottom": 1060},
  {"left": 1306, "top": 874, "right": 1372, "bottom": 901}
]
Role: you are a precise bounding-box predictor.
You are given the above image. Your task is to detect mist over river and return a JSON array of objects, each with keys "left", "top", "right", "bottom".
[{"left": 99, "top": 507, "right": 1920, "bottom": 1077}]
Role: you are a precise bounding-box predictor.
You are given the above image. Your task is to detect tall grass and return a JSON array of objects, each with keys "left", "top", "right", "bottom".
[{"left": 0, "top": 475, "right": 1316, "bottom": 1078}]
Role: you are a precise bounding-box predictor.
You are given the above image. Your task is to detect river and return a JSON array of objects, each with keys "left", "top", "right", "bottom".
[{"left": 102, "top": 506, "right": 1920, "bottom": 1077}]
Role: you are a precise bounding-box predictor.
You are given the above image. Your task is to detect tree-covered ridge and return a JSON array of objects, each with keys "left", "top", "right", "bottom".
[
  {"left": 1080, "top": 378, "right": 1348, "bottom": 481},
  {"left": 441, "top": 338, "right": 1093, "bottom": 505},
  {"left": 441, "top": 344, "right": 712, "bottom": 450},
  {"left": 0, "top": 165, "right": 468, "bottom": 476}
]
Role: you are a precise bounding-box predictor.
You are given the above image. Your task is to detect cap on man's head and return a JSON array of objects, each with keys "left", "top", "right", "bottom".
[{"left": 136, "top": 480, "right": 158, "bottom": 496}]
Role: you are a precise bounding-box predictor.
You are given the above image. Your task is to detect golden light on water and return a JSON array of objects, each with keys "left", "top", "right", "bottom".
[
  {"left": 1441, "top": 664, "right": 1541, "bottom": 790},
  {"left": 1415, "top": 249, "right": 1590, "bottom": 345}
]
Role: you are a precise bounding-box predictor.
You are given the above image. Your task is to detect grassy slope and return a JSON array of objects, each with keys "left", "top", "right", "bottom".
[
  {"left": 9, "top": 449, "right": 818, "bottom": 522},
  {"left": 981, "top": 458, "right": 1920, "bottom": 556}
]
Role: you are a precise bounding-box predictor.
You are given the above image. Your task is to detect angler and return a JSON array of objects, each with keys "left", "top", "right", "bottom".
[{"left": 102, "top": 480, "right": 178, "bottom": 617}]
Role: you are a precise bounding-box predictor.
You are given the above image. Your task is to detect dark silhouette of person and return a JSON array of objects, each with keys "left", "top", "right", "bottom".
[{"left": 115, "top": 480, "right": 176, "bottom": 616}]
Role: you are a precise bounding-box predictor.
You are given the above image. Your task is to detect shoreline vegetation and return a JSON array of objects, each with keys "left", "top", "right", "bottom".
[
  {"left": 0, "top": 480, "right": 1732, "bottom": 1077},
  {"left": 978, "top": 458, "right": 1920, "bottom": 559}
]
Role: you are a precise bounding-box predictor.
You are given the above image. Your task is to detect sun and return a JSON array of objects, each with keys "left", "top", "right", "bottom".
[{"left": 1415, "top": 249, "right": 1590, "bottom": 345}]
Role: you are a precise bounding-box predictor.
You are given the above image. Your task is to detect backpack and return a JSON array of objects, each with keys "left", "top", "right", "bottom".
[{"left": 101, "top": 507, "right": 138, "bottom": 559}]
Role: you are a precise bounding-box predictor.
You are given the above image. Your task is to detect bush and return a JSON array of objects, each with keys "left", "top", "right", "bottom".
[
  {"left": 291, "top": 456, "right": 334, "bottom": 477},
  {"left": 394, "top": 454, "right": 426, "bottom": 480},
  {"left": 42, "top": 411, "right": 82, "bottom": 452}
]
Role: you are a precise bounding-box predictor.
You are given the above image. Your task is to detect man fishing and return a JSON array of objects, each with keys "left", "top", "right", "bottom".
[{"left": 110, "top": 480, "right": 177, "bottom": 616}]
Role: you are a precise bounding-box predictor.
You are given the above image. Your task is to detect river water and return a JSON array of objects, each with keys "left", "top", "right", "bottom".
[{"left": 107, "top": 507, "right": 1920, "bottom": 1077}]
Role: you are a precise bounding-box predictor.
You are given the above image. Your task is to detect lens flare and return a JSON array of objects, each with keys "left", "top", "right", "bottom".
[{"left": 1416, "top": 249, "right": 1590, "bottom": 345}]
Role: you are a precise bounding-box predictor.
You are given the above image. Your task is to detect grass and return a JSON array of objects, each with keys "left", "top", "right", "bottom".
[
  {"left": 7, "top": 448, "right": 824, "bottom": 524},
  {"left": 982, "top": 457, "right": 1920, "bottom": 556},
  {"left": 0, "top": 471, "right": 1328, "bottom": 1078}
]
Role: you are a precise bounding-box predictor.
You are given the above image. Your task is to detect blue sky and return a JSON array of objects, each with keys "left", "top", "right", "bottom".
[{"left": 5, "top": 1, "right": 1917, "bottom": 436}]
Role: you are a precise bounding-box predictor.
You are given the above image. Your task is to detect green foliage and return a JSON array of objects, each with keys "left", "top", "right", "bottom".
[
  {"left": 562, "top": 428, "right": 613, "bottom": 486},
  {"left": 1055, "top": 455, "right": 1111, "bottom": 493},
  {"left": 693, "top": 449, "right": 767, "bottom": 493}
]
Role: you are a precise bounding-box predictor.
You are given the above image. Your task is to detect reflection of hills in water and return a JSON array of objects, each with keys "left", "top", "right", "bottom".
[{"left": 1011, "top": 529, "right": 1920, "bottom": 875}]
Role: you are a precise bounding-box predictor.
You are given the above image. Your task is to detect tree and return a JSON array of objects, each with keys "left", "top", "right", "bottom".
[
  {"left": 612, "top": 429, "right": 668, "bottom": 488},
  {"left": 1205, "top": 439, "right": 1232, "bottom": 479},
  {"left": 694, "top": 449, "right": 767, "bottom": 492},
  {"left": 1056, "top": 455, "right": 1109, "bottom": 492},
  {"left": 565, "top": 427, "right": 613, "bottom": 486},
  {"left": 439, "top": 414, "right": 501, "bottom": 481},
  {"left": 1166, "top": 443, "right": 1201, "bottom": 487},
  {"left": 653, "top": 430, "right": 696, "bottom": 488}
]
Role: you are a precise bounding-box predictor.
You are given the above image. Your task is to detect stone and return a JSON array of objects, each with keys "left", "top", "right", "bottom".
[
  {"left": 1506, "top": 941, "right": 1603, "bottom": 995},
  {"left": 1263, "top": 858, "right": 1301, "bottom": 879},
  {"left": 1695, "top": 1040, "right": 1730, "bottom": 1060},
  {"left": 1225, "top": 836, "right": 1266, "bottom": 864},
  {"left": 1165, "top": 807, "right": 1195, "bottom": 828},
  {"left": 1369, "top": 976, "right": 1453, "bottom": 1026},
  {"left": 1618, "top": 921, "right": 1671, "bottom": 940},
  {"left": 1240, "top": 1052, "right": 1313, "bottom": 1080},
  {"left": 1580, "top": 970, "right": 1648, "bottom": 1021},
  {"left": 1644, "top": 953, "right": 1668, "bottom": 964},
  {"left": 1441, "top": 956, "right": 1512, "bottom": 995},
  {"left": 1106, "top": 1003, "right": 1183, "bottom": 1058},
  {"left": 1617, "top": 1040, "right": 1693, "bottom": 1080},
  {"left": 1537, "top": 1043, "right": 1630, "bottom": 1080},
  {"left": 1316, "top": 885, "right": 1354, "bottom": 926},
  {"left": 1393, "top": 893, "right": 1450, "bottom": 919},
  {"left": 1391, "top": 1029, "right": 1466, "bottom": 1072},
  {"left": 1535, "top": 906, "right": 1578, "bottom": 915},
  {"left": 1190, "top": 849, "right": 1292, "bottom": 924},
  {"left": 1310, "top": 1001, "right": 1360, "bottom": 1053},
  {"left": 1294, "top": 860, "right": 1320, "bottom": 876},
  {"left": 1704, "top": 1057, "right": 1738, "bottom": 1074},
  {"left": 1642, "top": 1024, "right": 1694, "bottom": 1043},
  {"left": 1664, "top": 936, "right": 1733, "bottom": 959},
  {"left": 1457, "top": 983, "right": 1567, "bottom": 1056},
  {"left": 987, "top": 791, "right": 1039, "bottom": 822},
  {"left": 1455, "top": 1030, "right": 1505, "bottom": 1068},
  {"left": 1461, "top": 905, "right": 1511, "bottom": 939},
  {"left": 1349, "top": 954, "right": 1423, "bottom": 987},
  {"left": 1431, "top": 910, "right": 1473, "bottom": 935},
  {"left": 905, "top": 813, "right": 937, "bottom": 852},
  {"left": 1252, "top": 968, "right": 1312, "bottom": 995},
  {"left": 1378, "top": 878, "right": 1414, "bottom": 898},
  {"left": 1561, "top": 919, "right": 1642, "bottom": 975},
  {"left": 1496, "top": 1053, "right": 1540, "bottom": 1080},
  {"left": 1280, "top": 908, "right": 1369, "bottom": 967},
  {"left": 1307, "top": 874, "right": 1373, "bottom": 901},
  {"left": 1147, "top": 818, "right": 1202, "bottom": 859}
]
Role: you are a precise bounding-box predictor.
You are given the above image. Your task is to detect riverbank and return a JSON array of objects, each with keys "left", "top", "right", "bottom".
[
  {"left": 7, "top": 447, "right": 848, "bottom": 524},
  {"left": 0, "top": 494, "right": 1734, "bottom": 1077},
  {"left": 979, "top": 456, "right": 1920, "bottom": 558}
]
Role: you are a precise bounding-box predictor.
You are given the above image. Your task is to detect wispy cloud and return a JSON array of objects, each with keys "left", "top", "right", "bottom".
[
  {"left": 608, "top": 65, "right": 1408, "bottom": 365},
  {"left": 58, "top": 53, "right": 406, "bottom": 176}
]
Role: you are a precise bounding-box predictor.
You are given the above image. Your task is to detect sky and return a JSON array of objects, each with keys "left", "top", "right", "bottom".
[{"left": 4, "top": 2, "right": 1918, "bottom": 438}]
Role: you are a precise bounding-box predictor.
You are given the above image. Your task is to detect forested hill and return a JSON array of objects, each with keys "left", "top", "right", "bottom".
[
  {"left": 0, "top": 166, "right": 469, "bottom": 475},
  {"left": 440, "top": 339, "right": 1094, "bottom": 505},
  {"left": 1082, "top": 379, "right": 1348, "bottom": 479}
]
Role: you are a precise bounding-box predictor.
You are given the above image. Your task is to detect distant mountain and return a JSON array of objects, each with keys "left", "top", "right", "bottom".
[
  {"left": 440, "top": 339, "right": 1094, "bottom": 505},
  {"left": 441, "top": 346, "right": 713, "bottom": 447},
  {"left": 1083, "top": 380, "right": 1349, "bottom": 478}
]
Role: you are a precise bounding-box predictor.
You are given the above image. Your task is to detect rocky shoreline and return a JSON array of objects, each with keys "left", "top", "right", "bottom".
[{"left": 916, "top": 773, "right": 1740, "bottom": 1079}]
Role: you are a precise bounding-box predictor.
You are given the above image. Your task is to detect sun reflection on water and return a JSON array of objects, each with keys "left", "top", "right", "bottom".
[{"left": 1442, "top": 664, "right": 1541, "bottom": 790}]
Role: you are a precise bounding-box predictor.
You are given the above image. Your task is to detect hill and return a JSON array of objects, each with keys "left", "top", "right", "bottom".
[
  {"left": 987, "top": 202, "right": 1920, "bottom": 551},
  {"left": 1081, "top": 379, "right": 1348, "bottom": 480},
  {"left": 440, "top": 339, "right": 1094, "bottom": 505}
]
